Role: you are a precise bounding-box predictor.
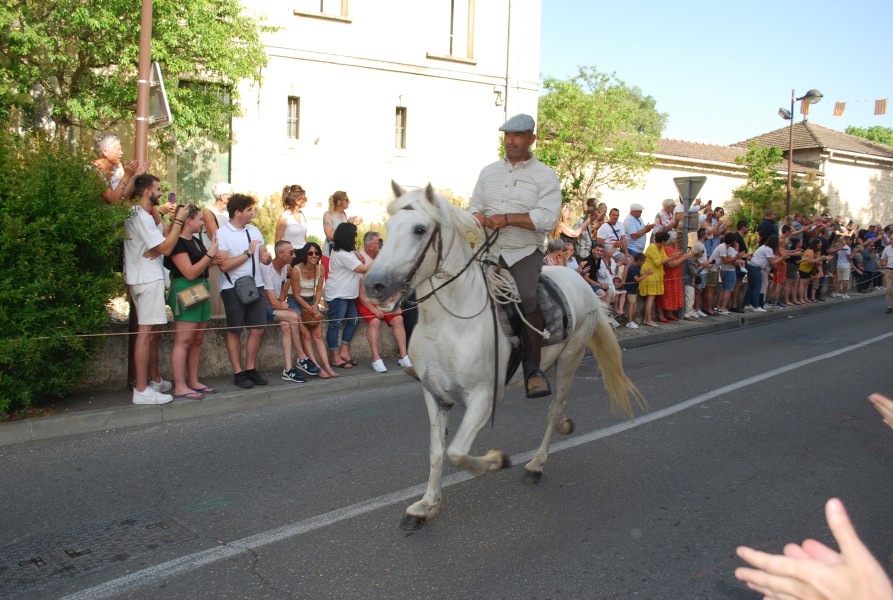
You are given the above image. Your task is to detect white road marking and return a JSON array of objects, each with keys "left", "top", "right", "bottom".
[{"left": 63, "top": 330, "right": 893, "bottom": 599}]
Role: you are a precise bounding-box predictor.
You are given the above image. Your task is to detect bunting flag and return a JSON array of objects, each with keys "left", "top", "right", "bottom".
[
  {"left": 800, "top": 98, "right": 810, "bottom": 116},
  {"left": 833, "top": 102, "right": 846, "bottom": 117},
  {"left": 875, "top": 99, "right": 887, "bottom": 115}
]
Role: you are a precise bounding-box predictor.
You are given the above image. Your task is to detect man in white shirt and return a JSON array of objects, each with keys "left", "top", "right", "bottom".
[
  {"left": 469, "top": 113, "right": 561, "bottom": 398},
  {"left": 881, "top": 232, "right": 893, "bottom": 313},
  {"left": 624, "top": 203, "right": 653, "bottom": 256},
  {"left": 217, "top": 194, "right": 273, "bottom": 389},
  {"left": 596, "top": 208, "right": 629, "bottom": 266},
  {"left": 261, "top": 240, "right": 321, "bottom": 383},
  {"left": 124, "top": 174, "right": 188, "bottom": 405}
]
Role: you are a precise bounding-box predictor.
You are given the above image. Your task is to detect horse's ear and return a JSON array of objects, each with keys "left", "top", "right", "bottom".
[
  {"left": 424, "top": 183, "right": 438, "bottom": 207},
  {"left": 391, "top": 180, "right": 404, "bottom": 198}
]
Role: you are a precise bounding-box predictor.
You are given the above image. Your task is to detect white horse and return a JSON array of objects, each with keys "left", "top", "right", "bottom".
[{"left": 364, "top": 183, "right": 644, "bottom": 530}]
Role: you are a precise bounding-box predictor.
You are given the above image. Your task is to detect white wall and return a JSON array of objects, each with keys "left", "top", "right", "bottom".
[
  {"left": 822, "top": 158, "right": 893, "bottom": 226},
  {"left": 588, "top": 164, "right": 747, "bottom": 225},
  {"left": 230, "top": 0, "right": 542, "bottom": 240}
]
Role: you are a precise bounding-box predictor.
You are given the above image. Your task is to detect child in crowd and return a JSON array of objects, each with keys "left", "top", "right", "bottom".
[{"left": 623, "top": 253, "right": 652, "bottom": 329}]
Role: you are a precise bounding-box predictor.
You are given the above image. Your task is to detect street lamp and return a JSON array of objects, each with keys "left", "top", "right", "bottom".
[{"left": 778, "top": 88, "right": 822, "bottom": 216}]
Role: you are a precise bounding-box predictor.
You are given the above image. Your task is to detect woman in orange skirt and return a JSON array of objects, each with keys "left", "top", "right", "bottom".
[{"left": 657, "top": 237, "right": 693, "bottom": 322}]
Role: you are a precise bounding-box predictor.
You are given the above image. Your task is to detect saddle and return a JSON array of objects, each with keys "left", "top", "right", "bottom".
[{"left": 491, "top": 269, "right": 574, "bottom": 384}]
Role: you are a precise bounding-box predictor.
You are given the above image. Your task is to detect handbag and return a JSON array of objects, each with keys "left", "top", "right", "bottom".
[
  {"left": 301, "top": 304, "right": 322, "bottom": 328},
  {"left": 226, "top": 230, "right": 260, "bottom": 304},
  {"left": 177, "top": 281, "right": 210, "bottom": 309}
]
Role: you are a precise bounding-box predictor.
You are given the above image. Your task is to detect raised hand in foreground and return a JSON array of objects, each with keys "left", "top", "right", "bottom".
[{"left": 736, "top": 498, "right": 893, "bottom": 600}]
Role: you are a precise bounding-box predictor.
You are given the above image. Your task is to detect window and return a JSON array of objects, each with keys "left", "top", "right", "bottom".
[
  {"left": 426, "top": 0, "right": 476, "bottom": 63},
  {"left": 293, "top": 0, "right": 349, "bottom": 21},
  {"left": 395, "top": 107, "right": 407, "bottom": 150},
  {"left": 448, "top": 0, "right": 470, "bottom": 57},
  {"left": 287, "top": 96, "right": 300, "bottom": 140}
]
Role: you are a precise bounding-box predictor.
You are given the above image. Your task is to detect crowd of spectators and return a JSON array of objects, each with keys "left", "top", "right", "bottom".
[
  {"left": 104, "top": 133, "right": 892, "bottom": 402},
  {"left": 543, "top": 197, "right": 893, "bottom": 328},
  {"left": 103, "top": 143, "right": 416, "bottom": 401}
]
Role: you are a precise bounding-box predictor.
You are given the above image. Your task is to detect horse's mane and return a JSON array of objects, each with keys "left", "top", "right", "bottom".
[{"left": 387, "top": 184, "right": 483, "bottom": 240}]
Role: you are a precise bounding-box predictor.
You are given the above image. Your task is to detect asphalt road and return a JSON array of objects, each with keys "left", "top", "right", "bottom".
[{"left": 1, "top": 301, "right": 892, "bottom": 599}]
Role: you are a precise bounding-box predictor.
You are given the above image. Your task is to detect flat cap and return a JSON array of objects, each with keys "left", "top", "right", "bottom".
[
  {"left": 499, "top": 113, "right": 536, "bottom": 133},
  {"left": 629, "top": 203, "right": 644, "bottom": 211}
]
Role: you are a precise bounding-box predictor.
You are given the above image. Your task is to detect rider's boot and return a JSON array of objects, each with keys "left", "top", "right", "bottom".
[{"left": 523, "top": 307, "right": 551, "bottom": 398}]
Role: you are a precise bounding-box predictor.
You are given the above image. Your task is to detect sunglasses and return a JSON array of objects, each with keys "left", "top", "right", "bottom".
[{"left": 306, "top": 250, "right": 320, "bottom": 256}]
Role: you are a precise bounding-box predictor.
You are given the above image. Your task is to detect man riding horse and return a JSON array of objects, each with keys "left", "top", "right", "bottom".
[{"left": 469, "top": 113, "right": 562, "bottom": 398}]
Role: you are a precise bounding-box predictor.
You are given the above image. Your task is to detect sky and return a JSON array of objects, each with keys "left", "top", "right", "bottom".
[{"left": 539, "top": 0, "right": 893, "bottom": 146}]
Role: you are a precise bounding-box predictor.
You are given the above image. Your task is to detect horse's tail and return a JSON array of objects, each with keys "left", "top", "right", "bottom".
[{"left": 587, "top": 308, "right": 647, "bottom": 418}]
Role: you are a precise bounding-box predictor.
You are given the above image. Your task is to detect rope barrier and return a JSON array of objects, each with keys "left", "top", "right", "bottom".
[{"left": 1, "top": 301, "right": 421, "bottom": 345}]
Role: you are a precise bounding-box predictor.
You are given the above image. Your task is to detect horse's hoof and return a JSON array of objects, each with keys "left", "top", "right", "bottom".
[
  {"left": 521, "top": 469, "right": 543, "bottom": 485},
  {"left": 495, "top": 450, "right": 512, "bottom": 470},
  {"left": 400, "top": 514, "right": 427, "bottom": 530},
  {"left": 557, "top": 417, "right": 575, "bottom": 435}
]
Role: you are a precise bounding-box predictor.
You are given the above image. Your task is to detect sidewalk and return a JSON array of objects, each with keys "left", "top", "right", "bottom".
[{"left": 0, "top": 292, "right": 882, "bottom": 447}]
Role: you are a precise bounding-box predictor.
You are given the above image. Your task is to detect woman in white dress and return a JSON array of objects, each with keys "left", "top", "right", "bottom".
[{"left": 275, "top": 184, "right": 308, "bottom": 249}]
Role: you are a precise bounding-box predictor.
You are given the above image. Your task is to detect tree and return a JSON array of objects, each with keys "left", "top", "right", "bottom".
[
  {"left": 0, "top": 124, "right": 128, "bottom": 414},
  {"left": 844, "top": 125, "right": 893, "bottom": 147},
  {"left": 537, "top": 66, "right": 667, "bottom": 205},
  {"left": 730, "top": 142, "right": 827, "bottom": 227},
  {"left": 0, "top": 0, "right": 270, "bottom": 151}
]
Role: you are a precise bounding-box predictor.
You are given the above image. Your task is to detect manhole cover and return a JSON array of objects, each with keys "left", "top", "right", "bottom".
[{"left": 0, "top": 510, "right": 196, "bottom": 597}]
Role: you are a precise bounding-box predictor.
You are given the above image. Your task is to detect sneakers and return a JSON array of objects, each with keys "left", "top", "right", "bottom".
[
  {"left": 744, "top": 305, "right": 754, "bottom": 312},
  {"left": 626, "top": 321, "right": 639, "bottom": 329},
  {"left": 830, "top": 291, "right": 840, "bottom": 298},
  {"left": 398, "top": 355, "right": 413, "bottom": 368},
  {"left": 296, "top": 357, "right": 321, "bottom": 376},
  {"left": 282, "top": 367, "right": 307, "bottom": 383},
  {"left": 149, "top": 378, "right": 172, "bottom": 393},
  {"left": 245, "top": 369, "right": 268, "bottom": 385},
  {"left": 234, "top": 372, "right": 254, "bottom": 389},
  {"left": 841, "top": 294, "right": 850, "bottom": 299},
  {"left": 715, "top": 309, "right": 731, "bottom": 315},
  {"left": 133, "top": 387, "right": 173, "bottom": 405},
  {"left": 753, "top": 307, "right": 767, "bottom": 313},
  {"left": 371, "top": 359, "right": 388, "bottom": 373},
  {"left": 609, "top": 317, "right": 620, "bottom": 328},
  {"left": 694, "top": 310, "right": 707, "bottom": 318}
]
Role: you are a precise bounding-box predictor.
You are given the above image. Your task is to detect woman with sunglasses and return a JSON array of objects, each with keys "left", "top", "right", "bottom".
[
  {"left": 163, "top": 205, "right": 221, "bottom": 399},
  {"left": 292, "top": 242, "right": 338, "bottom": 378}
]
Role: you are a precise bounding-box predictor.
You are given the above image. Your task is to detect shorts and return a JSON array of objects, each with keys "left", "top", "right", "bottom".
[
  {"left": 720, "top": 270, "right": 736, "bottom": 292},
  {"left": 799, "top": 270, "right": 812, "bottom": 279},
  {"left": 836, "top": 266, "right": 851, "bottom": 282},
  {"left": 706, "top": 271, "right": 719, "bottom": 287},
  {"left": 358, "top": 301, "right": 398, "bottom": 325},
  {"left": 221, "top": 287, "right": 266, "bottom": 331},
  {"left": 168, "top": 277, "right": 211, "bottom": 323},
  {"left": 786, "top": 263, "right": 799, "bottom": 281},
  {"left": 286, "top": 296, "right": 303, "bottom": 313},
  {"left": 130, "top": 280, "right": 168, "bottom": 325},
  {"left": 265, "top": 299, "right": 299, "bottom": 323},
  {"left": 885, "top": 270, "right": 893, "bottom": 287}
]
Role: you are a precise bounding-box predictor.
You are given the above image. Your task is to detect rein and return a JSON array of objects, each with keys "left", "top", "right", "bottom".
[{"left": 414, "top": 228, "right": 499, "bottom": 305}]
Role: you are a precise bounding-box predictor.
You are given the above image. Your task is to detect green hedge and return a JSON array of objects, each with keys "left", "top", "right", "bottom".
[{"left": 0, "top": 128, "right": 127, "bottom": 415}]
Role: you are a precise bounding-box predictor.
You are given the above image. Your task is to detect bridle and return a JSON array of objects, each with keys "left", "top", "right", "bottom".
[{"left": 390, "top": 211, "right": 499, "bottom": 311}]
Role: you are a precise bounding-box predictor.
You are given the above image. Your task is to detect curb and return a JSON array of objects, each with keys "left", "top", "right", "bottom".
[
  {"left": 0, "top": 294, "right": 879, "bottom": 447},
  {"left": 0, "top": 369, "right": 417, "bottom": 448}
]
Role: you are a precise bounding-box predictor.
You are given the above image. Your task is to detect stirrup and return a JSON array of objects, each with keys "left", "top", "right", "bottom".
[{"left": 525, "top": 368, "right": 552, "bottom": 398}]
